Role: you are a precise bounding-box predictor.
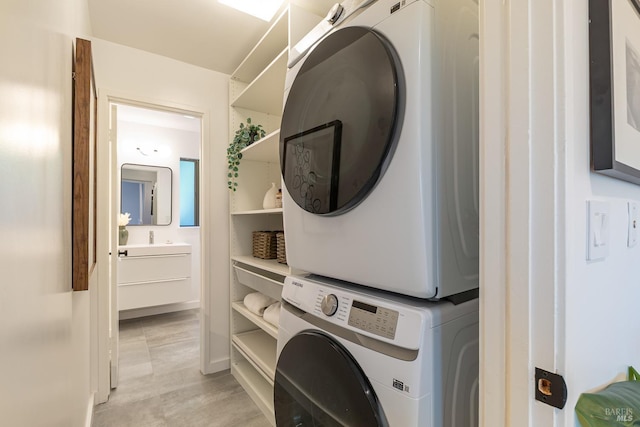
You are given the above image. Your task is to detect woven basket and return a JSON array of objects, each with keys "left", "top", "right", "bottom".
[
  {"left": 276, "top": 232, "right": 287, "bottom": 264},
  {"left": 252, "top": 231, "right": 278, "bottom": 259}
]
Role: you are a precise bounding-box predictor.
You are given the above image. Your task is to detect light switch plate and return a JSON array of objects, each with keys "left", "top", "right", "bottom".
[
  {"left": 629, "top": 201, "right": 639, "bottom": 247},
  {"left": 587, "top": 200, "right": 610, "bottom": 261}
]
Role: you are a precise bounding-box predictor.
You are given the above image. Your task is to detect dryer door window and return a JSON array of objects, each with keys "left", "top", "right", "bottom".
[
  {"left": 274, "top": 331, "right": 388, "bottom": 427},
  {"left": 280, "top": 27, "right": 403, "bottom": 215}
]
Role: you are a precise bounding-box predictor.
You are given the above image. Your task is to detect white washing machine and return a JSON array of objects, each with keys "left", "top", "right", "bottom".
[
  {"left": 279, "top": 0, "right": 480, "bottom": 299},
  {"left": 275, "top": 275, "right": 479, "bottom": 426}
]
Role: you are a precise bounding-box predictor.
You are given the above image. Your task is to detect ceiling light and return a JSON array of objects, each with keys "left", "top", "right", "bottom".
[{"left": 218, "top": 0, "right": 284, "bottom": 22}]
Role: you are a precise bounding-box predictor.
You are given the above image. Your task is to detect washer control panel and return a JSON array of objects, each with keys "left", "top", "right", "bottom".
[
  {"left": 348, "top": 300, "right": 399, "bottom": 339},
  {"left": 312, "top": 287, "right": 400, "bottom": 340},
  {"left": 284, "top": 275, "right": 429, "bottom": 348}
]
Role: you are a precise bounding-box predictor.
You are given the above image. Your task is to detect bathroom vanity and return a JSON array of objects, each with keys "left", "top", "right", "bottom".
[{"left": 117, "top": 243, "right": 192, "bottom": 310}]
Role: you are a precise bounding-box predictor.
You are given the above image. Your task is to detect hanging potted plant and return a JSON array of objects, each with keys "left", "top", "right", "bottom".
[{"left": 227, "top": 117, "right": 266, "bottom": 191}]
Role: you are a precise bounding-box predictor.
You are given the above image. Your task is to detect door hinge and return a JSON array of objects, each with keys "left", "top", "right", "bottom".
[{"left": 535, "top": 367, "right": 567, "bottom": 409}]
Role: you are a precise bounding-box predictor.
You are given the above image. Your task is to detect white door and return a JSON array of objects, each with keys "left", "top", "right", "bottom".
[
  {"left": 96, "top": 98, "right": 121, "bottom": 402},
  {"left": 109, "top": 103, "right": 120, "bottom": 389}
]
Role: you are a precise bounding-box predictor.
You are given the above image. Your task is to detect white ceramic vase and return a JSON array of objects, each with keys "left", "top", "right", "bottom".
[{"left": 262, "top": 182, "right": 278, "bottom": 209}]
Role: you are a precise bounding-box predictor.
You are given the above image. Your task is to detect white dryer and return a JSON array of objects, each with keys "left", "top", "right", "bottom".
[
  {"left": 274, "top": 275, "right": 479, "bottom": 426},
  {"left": 279, "top": 0, "right": 480, "bottom": 299}
]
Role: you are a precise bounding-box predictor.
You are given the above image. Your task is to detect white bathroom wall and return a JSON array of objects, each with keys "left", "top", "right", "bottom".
[
  {"left": 0, "top": 1, "right": 94, "bottom": 426},
  {"left": 118, "top": 119, "right": 201, "bottom": 305},
  {"left": 91, "top": 38, "right": 231, "bottom": 373}
]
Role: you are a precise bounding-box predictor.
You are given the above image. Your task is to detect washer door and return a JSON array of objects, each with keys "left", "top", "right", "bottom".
[
  {"left": 274, "top": 331, "right": 388, "bottom": 427},
  {"left": 280, "top": 27, "right": 403, "bottom": 215}
]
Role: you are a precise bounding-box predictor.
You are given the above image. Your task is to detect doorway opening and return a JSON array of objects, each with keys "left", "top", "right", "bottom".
[{"left": 109, "top": 100, "right": 204, "bottom": 390}]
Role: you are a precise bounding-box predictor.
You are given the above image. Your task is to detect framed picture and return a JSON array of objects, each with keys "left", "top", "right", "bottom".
[
  {"left": 282, "top": 120, "right": 343, "bottom": 214},
  {"left": 72, "top": 38, "right": 97, "bottom": 291},
  {"left": 589, "top": 0, "right": 640, "bottom": 184}
]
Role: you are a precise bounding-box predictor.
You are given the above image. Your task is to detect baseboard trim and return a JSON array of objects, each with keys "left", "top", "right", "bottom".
[
  {"left": 85, "top": 392, "right": 95, "bottom": 427},
  {"left": 203, "top": 357, "right": 230, "bottom": 375},
  {"left": 119, "top": 300, "right": 200, "bottom": 320}
]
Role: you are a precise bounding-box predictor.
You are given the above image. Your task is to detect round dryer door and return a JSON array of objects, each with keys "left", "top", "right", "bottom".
[
  {"left": 274, "top": 331, "right": 388, "bottom": 427},
  {"left": 280, "top": 27, "right": 403, "bottom": 215}
]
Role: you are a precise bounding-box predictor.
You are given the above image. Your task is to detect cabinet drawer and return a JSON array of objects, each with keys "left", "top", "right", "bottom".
[
  {"left": 118, "top": 254, "right": 191, "bottom": 284},
  {"left": 118, "top": 278, "right": 192, "bottom": 310}
]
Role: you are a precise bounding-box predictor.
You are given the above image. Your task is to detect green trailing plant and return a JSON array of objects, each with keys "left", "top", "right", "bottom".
[{"left": 227, "top": 117, "right": 266, "bottom": 191}]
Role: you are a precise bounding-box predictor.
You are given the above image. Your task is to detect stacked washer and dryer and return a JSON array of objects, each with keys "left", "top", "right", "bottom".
[{"left": 274, "top": 0, "right": 480, "bottom": 425}]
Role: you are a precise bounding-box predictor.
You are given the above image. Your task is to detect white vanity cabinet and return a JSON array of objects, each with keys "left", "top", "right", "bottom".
[{"left": 117, "top": 243, "right": 192, "bottom": 310}]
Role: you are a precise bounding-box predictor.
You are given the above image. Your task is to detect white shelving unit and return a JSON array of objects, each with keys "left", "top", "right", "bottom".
[
  {"left": 231, "top": 302, "right": 279, "bottom": 339},
  {"left": 232, "top": 330, "right": 277, "bottom": 381},
  {"left": 231, "top": 360, "right": 275, "bottom": 419},
  {"left": 232, "top": 207, "right": 283, "bottom": 216},
  {"left": 239, "top": 129, "right": 280, "bottom": 163},
  {"left": 227, "top": 3, "right": 326, "bottom": 425},
  {"left": 231, "top": 49, "right": 289, "bottom": 115}
]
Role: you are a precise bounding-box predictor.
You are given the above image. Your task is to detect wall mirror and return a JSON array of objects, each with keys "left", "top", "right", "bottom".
[{"left": 121, "top": 163, "right": 172, "bottom": 225}]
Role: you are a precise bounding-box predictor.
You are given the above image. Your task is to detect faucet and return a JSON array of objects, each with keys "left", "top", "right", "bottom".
[{"left": 149, "top": 230, "right": 154, "bottom": 244}]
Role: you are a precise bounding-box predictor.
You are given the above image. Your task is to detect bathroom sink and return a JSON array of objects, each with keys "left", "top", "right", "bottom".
[{"left": 119, "top": 243, "right": 191, "bottom": 257}]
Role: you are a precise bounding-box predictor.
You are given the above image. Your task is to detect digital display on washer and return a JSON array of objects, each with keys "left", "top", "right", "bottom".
[
  {"left": 351, "top": 300, "right": 377, "bottom": 313},
  {"left": 348, "top": 300, "right": 399, "bottom": 340}
]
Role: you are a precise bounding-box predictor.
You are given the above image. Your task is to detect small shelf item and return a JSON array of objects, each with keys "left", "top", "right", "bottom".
[
  {"left": 232, "top": 301, "right": 278, "bottom": 339},
  {"left": 252, "top": 231, "right": 280, "bottom": 259},
  {"left": 275, "top": 189, "right": 282, "bottom": 209},
  {"left": 276, "top": 232, "right": 287, "bottom": 264},
  {"left": 228, "top": 117, "right": 266, "bottom": 192},
  {"left": 243, "top": 291, "right": 276, "bottom": 316},
  {"left": 262, "top": 182, "right": 278, "bottom": 209}
]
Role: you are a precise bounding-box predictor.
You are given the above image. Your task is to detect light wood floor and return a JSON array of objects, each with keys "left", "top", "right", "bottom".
[{"left": 93, "top": 309, "right": 270, "bottom": 427}]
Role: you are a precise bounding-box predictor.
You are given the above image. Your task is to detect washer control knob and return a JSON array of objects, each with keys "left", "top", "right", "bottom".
[
  {"left": 326, "top": 3, "right": 344, "bottom": 24},
  {"left": 321, "top": 294, "right": 339, "bottom": 316}
]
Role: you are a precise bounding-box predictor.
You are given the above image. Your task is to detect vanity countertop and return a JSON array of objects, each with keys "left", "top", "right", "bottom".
[{"left": 118, "top": 242, "right": 191, "bottom": 257}]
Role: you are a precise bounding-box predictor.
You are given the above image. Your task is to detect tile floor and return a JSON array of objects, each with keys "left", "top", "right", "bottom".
[{"left": 93, "top": 309, "right": 271, "bottom": 427}]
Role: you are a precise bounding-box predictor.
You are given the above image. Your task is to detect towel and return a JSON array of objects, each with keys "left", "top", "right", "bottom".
[
  {"left": 244, "top": 292, "right": 276, "bottom": 316},
  {"left": 263, "top": 301, "right": 281, "bottom": 327}
]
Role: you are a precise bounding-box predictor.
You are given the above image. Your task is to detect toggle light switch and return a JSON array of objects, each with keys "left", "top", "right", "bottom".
[{"left": 587, "top": 200, "right": 610, "bottom": 261}]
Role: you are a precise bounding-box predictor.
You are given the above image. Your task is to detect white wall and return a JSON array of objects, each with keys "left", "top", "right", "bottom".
[
  {"left": 118, "top": 120, "right": 202, "bottom": 304},
  {"left": 480, "top": 2, "right": 640, "bottom": 425},
  {"left": 91, "top": 38, "right": 231, "bottom": 373},
  {"left": 0, "top": 1, "right": 94, "bottom": 426},
  {"left": 562, "top": 2, "right": 640, "bottom": 423}
]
